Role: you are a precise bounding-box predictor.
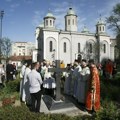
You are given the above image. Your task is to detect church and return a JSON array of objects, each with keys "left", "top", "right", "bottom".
[{"left": 33, "top": 7, "right": 116, "bottom": 65}]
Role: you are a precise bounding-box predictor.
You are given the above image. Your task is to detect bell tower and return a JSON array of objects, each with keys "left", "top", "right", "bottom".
[
  {"left": 44, "top": 10, "right": 56, "bottom": 29},
  {"left": 96, "top": 15, "right": 106, "bottom": 34},
  {"left": 65, "top": 7, "right": 78, "bottom": 32}
]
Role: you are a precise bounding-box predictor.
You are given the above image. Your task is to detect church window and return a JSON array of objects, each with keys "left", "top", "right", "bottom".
[
  {"left": 103, "top": 44, "right": 106, "bottom": 53},
  {"left": 68, "top": 19, "right": 70, "bottom": 25},
  {"left": 99, "top": 26, "right": 101, "bottom": 31},
  {"left": 78, "top": 43, "right": 80, "bottom": 53},
  {"left": 73, "top": 19, "right": 74, "bottom": 25},
  {"left": 50, "top": 41, "right": 53, "bottom": 52},
  {"left": 50, "top": 20, "right": 52, "bottom": 26},
  {"left": 89, "top": 43, "right": 92, "bottom": 53},
  {"left": 46, "top": 20, "right": 48, "bottom": 26},
  {"left": 64, "top": 42, "right": 66, "bottom": 53},
  {"left": 97, "top": 27, "right": 98, "bottom": 33},
  {"left": 103, "top": 26, "right": 104, "bottom": 31}
]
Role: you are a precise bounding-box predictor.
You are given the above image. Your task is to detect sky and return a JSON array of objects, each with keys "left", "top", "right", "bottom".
[{"left": 0, "top": 0, "right": 120, "bottom": 42}]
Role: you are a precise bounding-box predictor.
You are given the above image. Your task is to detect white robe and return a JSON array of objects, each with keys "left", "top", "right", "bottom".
[
  {"left": 0, "top": 67, "right": 5, "bottom": 84},
  {"left": 76, "top": 66, "right": 90, "bottom": 103},
  {"left": 20, "top": 65, "right": 26, "bottom": 99},
  {"left": 22, "top": 67, "right": 31, "bottom": 102},
  {"left": 41, "top": 65, "right": 47, "bottom": 79},
  {"left": 43, "top": 66, "right": 56, "bottom": 89}
]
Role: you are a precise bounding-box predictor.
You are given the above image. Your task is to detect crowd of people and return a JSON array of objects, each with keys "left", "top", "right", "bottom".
[
  {"left": 0, "top": 60, "right": 17, "bottom": 88},
  {"left": 64, "top": 59, "right": 100, "bottom": 113},
  {"left": 0, "top": 58, "right": 117, "bottom": 113}
]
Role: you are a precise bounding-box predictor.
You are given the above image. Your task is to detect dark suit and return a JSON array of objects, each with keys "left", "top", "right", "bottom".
[{"left": 6, "top": 63, "right": 14, "bottom": 81}]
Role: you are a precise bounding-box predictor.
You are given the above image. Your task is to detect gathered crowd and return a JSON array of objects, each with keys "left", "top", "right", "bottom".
[{"left": 0, "top": 58, "right": 117, "bottom": 113}]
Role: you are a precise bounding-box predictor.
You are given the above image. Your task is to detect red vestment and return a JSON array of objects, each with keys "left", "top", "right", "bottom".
[
  {"left": 85, "top": 66, "right": 100, "bottom": 111},
  {"left": 105, "top": 61, "right": 113, "bottom": 74}
]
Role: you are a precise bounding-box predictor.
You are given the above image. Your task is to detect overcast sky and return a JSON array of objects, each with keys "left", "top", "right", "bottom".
[{"left": 0, "top": 0, "right": 119, "bottom": 42}]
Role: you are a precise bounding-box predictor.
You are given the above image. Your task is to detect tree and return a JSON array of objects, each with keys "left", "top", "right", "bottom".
[
  {"left": 106, "top": 3, "right": 120, "bottom": 34},
  {"left": 1, "top": 37, "right": 12, "bottom": 61},
  {"left": 106, "top": 3, "right": 120, "bottom": 60}
]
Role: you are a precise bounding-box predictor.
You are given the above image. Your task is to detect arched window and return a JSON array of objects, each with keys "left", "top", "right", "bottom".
[
  {"left": 99, "top": 26, "right": 101, "bottom": 31},
  {"left": 78, "top": 43, "right": 80, "bottom": 53},
  {"left": 46, "top": 20, "right": 48, "bottom": 26},
  {"left": 103, "top": 44, "right": 106, "bottom": 53},
  {"left": 97, "top": 27, "right": 98, "bottom": 33},
  {"left": 103, "top": 26, "right": 104, "bottom": 31},
  {"left": 89, "top": 43, "right": 92, "bottom": 53},
  {"left": 68, "top": 19, "right": 70, "bottom": 25},
  {"left": 64, "top": 42, "right": 66, "bottom": 53},
  {"left": 50, "top": 41, "right": 53, "bottom": 52},
  {"left": 50, "top": 20, "right": 52, "bottom": 26}
]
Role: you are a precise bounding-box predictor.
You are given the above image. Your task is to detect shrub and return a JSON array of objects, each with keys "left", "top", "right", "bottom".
[
  {"left": 0, "top": 104, "right": 73, "bottom": 120},
  {"left": 0, "top": 105, "right": 42, "bottom": 120},
  {"left": 49, "top": 114, "right": 72, "bottom": 120},
  {"left": 73, "top": 115, "right": 93, "bottom": 120},
  {"left": 95, "top": 100, "right": 120, "bottom": 120},
  {"left": 100, "top": 75, "right": 120, "bottom": 102},
  {"left": 6, "top": 80, "right": 20, "bottom": 93}
]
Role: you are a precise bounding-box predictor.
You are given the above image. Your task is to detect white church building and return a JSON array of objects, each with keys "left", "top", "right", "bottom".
[{"left": 33, "top": 7, "right": 115, "bottom": 65}]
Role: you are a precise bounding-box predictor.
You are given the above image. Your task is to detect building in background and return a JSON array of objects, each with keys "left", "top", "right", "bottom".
[
  {"left": 10, "top": 42, "right": 35, "bottom": 67},
  {"left": 34, "top": 7, "right": 116, "bottom": 65},
  {"left": 11, "top": 42, "right": 35, "bottom": 56}
]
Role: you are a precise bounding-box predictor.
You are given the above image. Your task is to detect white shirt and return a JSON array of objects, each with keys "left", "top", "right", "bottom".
[
  {"left": 44, "top": 66, "right": 52, "bottom": 79},
  {"left": 28, "top": 69, "right": 43, "bottom": 93},
  {"left": 20, "top": 65, "right": 26, "bottom": 78},
  {"left": 0, "top": 67, "right": 5, "bottom": 83},
  {"left": 24, "top": 67, "right": 31, "bottom": 84},
  {"left": 80, "top": 66, "right": 90, "bottom": 81},
  {"left": 0, "top": 67, "right": 5, "bottom": 75}
]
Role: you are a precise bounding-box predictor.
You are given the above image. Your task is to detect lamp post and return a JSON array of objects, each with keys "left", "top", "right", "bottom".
[{"left": 0, "top": 10, "right": 4, "bottom": 63}]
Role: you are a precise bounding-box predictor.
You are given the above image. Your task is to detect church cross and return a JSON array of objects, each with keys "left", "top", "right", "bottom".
[{"left": 48, "top": 60, "right": 67, "bottom": 101}]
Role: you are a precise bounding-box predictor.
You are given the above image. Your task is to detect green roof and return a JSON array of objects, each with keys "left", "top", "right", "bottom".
[
  {"left": 45, "top": 12, "right": 55, "bottom": 18},
  {"left": 81, "top": 26, "right": 89, "bottom": 33},
  {"left": 67, "top": 8, "right": 76, "bottom": 15}
]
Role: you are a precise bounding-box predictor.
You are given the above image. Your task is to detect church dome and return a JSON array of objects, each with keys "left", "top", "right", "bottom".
[
  {"left": 81, "top": 26, "right": 89, "bottom": 33},
  {"left": 67, "top": 8, "right": 76, "bottom": 15},
  {"left": 97, "top": 18, "right": 105, "bottom": 25},
  {"left": 44, "top": 11, "right": 55, "bottom": 19}
]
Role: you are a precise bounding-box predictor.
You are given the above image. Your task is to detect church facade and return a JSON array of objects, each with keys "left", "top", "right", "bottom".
[{"left": 34, "top": 7, "right": 115, "bottom": 65}]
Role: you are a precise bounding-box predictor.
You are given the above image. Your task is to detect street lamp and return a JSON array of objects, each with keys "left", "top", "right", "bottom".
[{"left": 0, "top": 10, "right": 4, "bottom": 63}]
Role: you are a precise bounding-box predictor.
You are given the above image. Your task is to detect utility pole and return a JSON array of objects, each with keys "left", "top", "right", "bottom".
[{"left": 0, "top": 10, "right": 4, "bottom": 63}]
